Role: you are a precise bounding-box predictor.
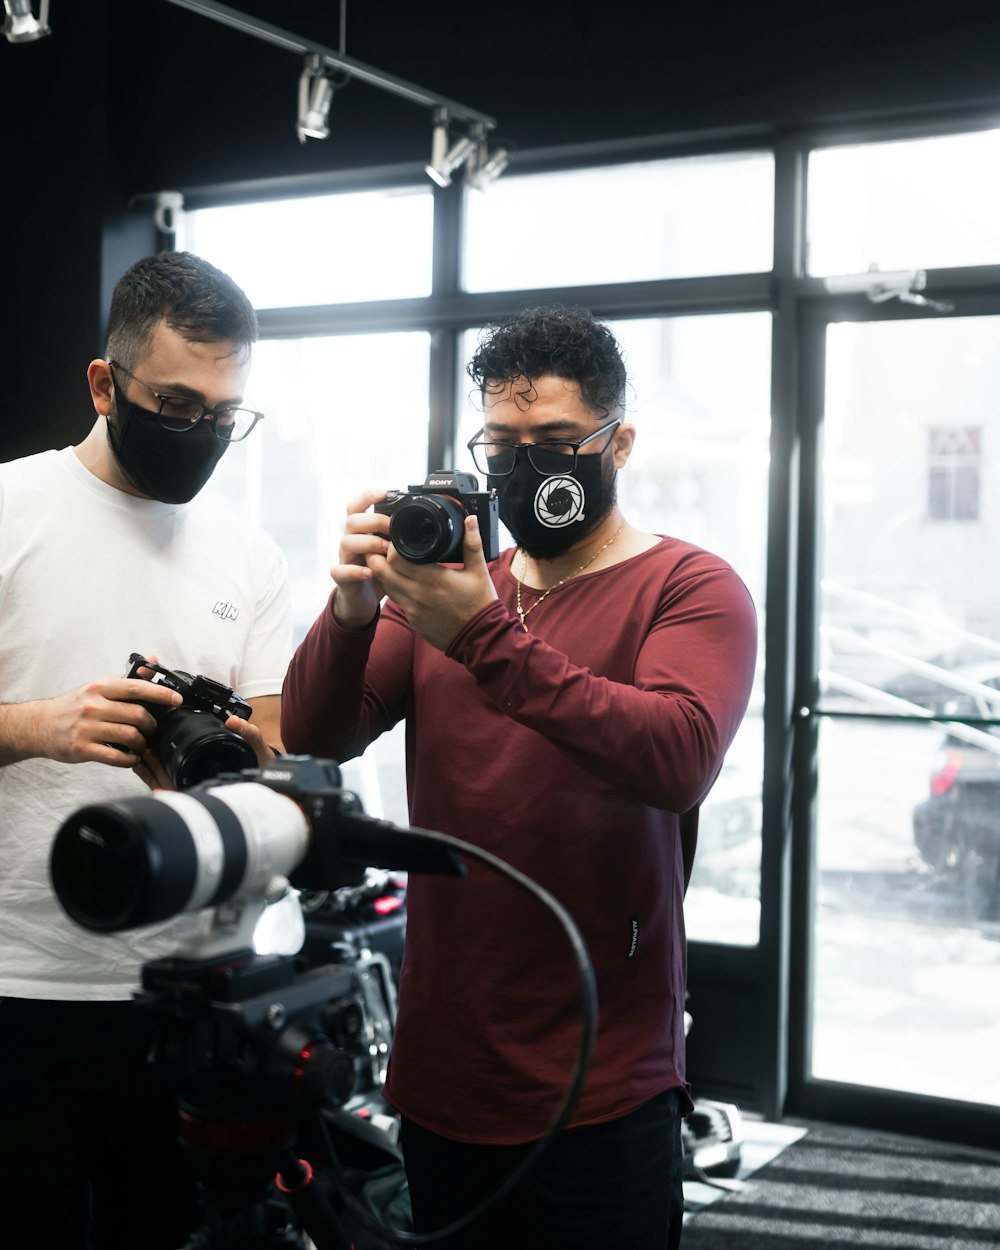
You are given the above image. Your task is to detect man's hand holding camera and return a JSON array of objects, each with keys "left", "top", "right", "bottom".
[
  {"left": 126, "top": 654, "right": 276, "bottom": 789},
  {"left": 332, "top": 486, "right": 498, "bottom": 652},
  {"left": 131, "top": 714, "right": 271, "bottom": 790},
  {"left": 0, "top": 654, "right": 272, "bottom": 790},
  {"left": 0, "top": 674, "right": 184, "bottom": 770}
]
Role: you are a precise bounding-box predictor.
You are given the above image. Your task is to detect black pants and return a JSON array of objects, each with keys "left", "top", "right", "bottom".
[
  {"left": 400, "top": 1088, "right": 685, "bottom": 1250},
  {"left": 0, "top": 997, "right": 199, "bottom": 1250}
]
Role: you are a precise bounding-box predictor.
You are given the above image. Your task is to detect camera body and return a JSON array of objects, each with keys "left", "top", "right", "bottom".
[
  {"left": 374, "top": 469, "right": 500, "bottom": 564},
  {"left": 125, "top": 652, "right": 258, "bottom": 789}
]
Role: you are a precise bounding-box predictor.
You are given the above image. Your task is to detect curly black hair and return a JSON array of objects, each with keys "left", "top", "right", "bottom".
[{"left": 467, "top": 305, "right": 627, "bottom": 421}]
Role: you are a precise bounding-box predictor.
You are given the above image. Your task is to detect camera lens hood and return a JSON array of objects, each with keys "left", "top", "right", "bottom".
[{"left": 50, "top": 784, "right": 310, "bottom": 933}]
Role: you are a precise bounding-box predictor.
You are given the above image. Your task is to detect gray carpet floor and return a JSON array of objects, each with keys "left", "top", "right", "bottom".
[{"left": 682, "top": 1119, "right": 1000, "bottom": 1249}]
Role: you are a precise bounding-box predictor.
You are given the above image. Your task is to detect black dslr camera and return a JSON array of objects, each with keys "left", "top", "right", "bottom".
[
  {"left": 125, "top": 652, "right": 258, "bottom": 789},
  {"left": 374, "top": 470, "right": 500, "bottom": 564}
]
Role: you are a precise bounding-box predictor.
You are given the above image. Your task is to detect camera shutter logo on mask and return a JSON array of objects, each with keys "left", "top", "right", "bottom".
[{"left": 534, "top": 475, "right": 586, "bottom": 529}]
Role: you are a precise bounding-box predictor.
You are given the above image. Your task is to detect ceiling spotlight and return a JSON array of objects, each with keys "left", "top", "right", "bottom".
[
  {"left": 425, "top": 110, "right": 477, "bottom": 188},
  {"left": 297, "top": 53, "right": 335, "bottom": 143},
  {"left": 2, "top": 0, "right": 50, "bottom": 43},
  {"left": 468, "top": 145, "right": 510, "bottom": 191}
]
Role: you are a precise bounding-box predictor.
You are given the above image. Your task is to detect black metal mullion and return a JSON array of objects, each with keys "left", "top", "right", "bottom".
[
  {"left": 426, "top": 183, "right": 465, "bottom": 473},
  {"left": 786, "top": 296, "right": 828, "bottom": 1121},
  {"left": 753, "top": 133, "right": 807, "bottom": 1120},
  {"left": 256, "top": 273, "right": 775, "bottom": 340}
]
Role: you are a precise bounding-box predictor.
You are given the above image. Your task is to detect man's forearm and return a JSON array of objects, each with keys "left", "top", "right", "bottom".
[
  {"left": 0, "top": 701, "right": 47, "bottom": 766},
  {"left": 281, "top": 593, "right": 400, "bottom": 760}
]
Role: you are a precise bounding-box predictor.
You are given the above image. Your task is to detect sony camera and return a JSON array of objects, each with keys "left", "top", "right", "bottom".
[
  {"left": 374, "top": 469, "right": 500, "bottom": 564},
  {"left": 125, "top": 652, "right": 258, "bottom": 789}
]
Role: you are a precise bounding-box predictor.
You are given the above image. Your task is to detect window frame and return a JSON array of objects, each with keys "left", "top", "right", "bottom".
[{"left": 174, "top": 108, "right": 1000, "bottom": 1151}]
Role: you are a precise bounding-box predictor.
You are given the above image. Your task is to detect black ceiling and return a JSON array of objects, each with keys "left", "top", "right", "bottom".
[{"left": 102, "top": 0, "right": 1000, "bottom": 189}]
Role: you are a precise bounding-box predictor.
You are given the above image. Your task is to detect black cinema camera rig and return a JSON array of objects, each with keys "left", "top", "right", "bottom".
[
  {"left": 50, "top": 755, "right": 464, "bottom": 1249},
  {"left": 50, "top": 742, "right": 597, "bottom": 1248}
]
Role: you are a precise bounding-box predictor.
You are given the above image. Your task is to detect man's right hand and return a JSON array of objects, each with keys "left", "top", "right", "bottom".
[
  {"left": 329, "top": 488, "right": 392, "bottom": 630},
  {"left": 0, "top": 676, "right": 183, "bottom": 768}
]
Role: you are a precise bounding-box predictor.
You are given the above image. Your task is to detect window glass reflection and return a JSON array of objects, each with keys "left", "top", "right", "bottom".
[
  {"left": 808, "top": 130, "right": 1000, "bottom": 275},
  {"left": 186, "top": 188, "right": 434, "bottom": 308},
  {"left": 814, "top": 315, "right": 1000, "bottom": 1106},
  {"left": 464, "top": 152, "right": 774, "bottom": 292},
  {"left": 457, "top": 314, "right": 771, "bottom": 945}
]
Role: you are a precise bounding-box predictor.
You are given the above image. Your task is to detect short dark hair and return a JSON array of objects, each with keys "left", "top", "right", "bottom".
[
  {"left": 104, "top": 250, "right": 259, "bottom": 370},
  {"left": 467, "top": 305, "right": 627, "bottom": 421}
]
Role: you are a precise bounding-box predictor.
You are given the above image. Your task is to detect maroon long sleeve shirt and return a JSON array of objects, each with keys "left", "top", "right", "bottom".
[{"left": 282, "top": 538, "right": 757, "bottom": 1144}]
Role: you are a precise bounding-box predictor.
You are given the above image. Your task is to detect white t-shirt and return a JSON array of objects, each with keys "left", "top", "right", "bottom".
[{"left": 0, "top": 447, "right": 292, "bottom": 999}]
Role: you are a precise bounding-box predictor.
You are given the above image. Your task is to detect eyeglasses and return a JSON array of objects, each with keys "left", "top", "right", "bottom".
[
  {"left": 108, "top": 361, "right": 264, "bottom": 443},
  {"left": 466, "top": 417, "right": 622, "bottom": 478}
]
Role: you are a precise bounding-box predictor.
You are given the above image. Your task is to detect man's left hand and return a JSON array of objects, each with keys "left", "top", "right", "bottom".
[
  {"left": 132, "top": 748, "right": 172, "bottom": 791},
  {"left": 132, "top": 715, "right": 274, "bottom": 790},
  {"left": 225, "top": 713, "right": 277, "bottom": 769},
  {"left": 366, "top": 514, "right": 499, "bottom": 651}
]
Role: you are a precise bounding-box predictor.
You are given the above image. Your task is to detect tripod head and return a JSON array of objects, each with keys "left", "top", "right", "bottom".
[{"left": 137, "top": 946, "right": 369, "bottom": 1249}]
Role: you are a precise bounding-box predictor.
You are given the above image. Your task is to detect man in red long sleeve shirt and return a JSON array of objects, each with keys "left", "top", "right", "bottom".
[{"left": 282, "top": 306, "right": 757, "bottom": 1249}]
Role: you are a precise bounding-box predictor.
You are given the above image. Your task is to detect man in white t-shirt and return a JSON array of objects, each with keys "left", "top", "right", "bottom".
[{"left": 0, "top": 250, "right": 292, "bottom": 1248}]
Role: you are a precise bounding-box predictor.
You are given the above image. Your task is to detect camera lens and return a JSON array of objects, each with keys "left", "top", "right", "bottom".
[
  {"left": 50, "top": 784, "right": 310, "bottom": 933},
  {"left": 50, "top": 807, "right": 157, "bottom": 932},
  {"left": 389, "top": 495, "right": 465, "bottom": 564},
  {"left": 150, "top": 708, "right": 259, "bottom": 789}
]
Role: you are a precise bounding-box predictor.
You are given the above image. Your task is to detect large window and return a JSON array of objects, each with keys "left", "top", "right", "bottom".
[
  {"left": 208, "top": 333, "right": 432, "bottom": 642},
  {"left": 187, "top": 117, "right": 1000, "bottom": 1135},
  {"left": 807, "top": 129, "right": 1000, "bottom": 275},
  {"left": 610, "top": 314, "right": 769, "bottom": 945},
  {"left": 185, "top": 186, "right": 434, "bottom": 308},
  {"left": 190, "top": 150, "right": 775, "bottom": 889},
  {"left": 813, "top": 315, "right": 1000, "bottom": 1107},
  {"left": 456, "top": 313, "right": 771, "bottom": 945},
  {"left": 464, "top": 151, "right": 774, "bottom": 291}
]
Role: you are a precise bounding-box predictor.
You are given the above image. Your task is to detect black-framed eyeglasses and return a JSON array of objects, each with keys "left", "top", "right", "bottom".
[
  {"left": 109, "top": 361, "right": 264, "bottom": 443},
  {"left": 466, "top": 417, "right": 622, "bottom": 478}
]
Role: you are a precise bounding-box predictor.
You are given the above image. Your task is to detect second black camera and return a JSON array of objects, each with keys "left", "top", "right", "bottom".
[
  {"left": 375, "top": 470, "right": 500, "bottom": 564},
  {"left": 125, "top": 652, "right": 258, "bottom": 789}
]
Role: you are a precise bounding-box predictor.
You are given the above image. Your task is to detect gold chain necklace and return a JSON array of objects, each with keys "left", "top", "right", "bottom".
[{"left": 515, "top": 521, "right": 627, "bottom": 631}]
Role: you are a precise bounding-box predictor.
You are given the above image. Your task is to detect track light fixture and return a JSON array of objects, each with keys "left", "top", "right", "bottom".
[
  {"left": 2, "top": 0, "right": 50, "bottom": 43},
  {"left": 160, "top": 2, "right": 500, "bottom": 173},
  {"left": 424, "top": 110, "right": 478, "bottom": 188},
  {"left": 297, "top": 53, "right": 337, "bottom": 143},
  {"left": 468, "top": 144, "right": 511, "bottom": 191}
]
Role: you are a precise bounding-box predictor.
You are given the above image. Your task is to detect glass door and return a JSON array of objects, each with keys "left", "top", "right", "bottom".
[{"left": 807, "top": 312, "right": 1000, "bottom": 1109}]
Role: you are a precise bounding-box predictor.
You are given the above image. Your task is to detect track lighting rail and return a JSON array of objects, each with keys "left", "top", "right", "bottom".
[{"left": 161, "top": 0, "right": 497, "bottom": 130}]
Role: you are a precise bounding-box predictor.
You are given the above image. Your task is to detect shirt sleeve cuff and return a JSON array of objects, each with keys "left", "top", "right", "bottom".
[{"left": 326, "top": 588, "right": 381, "bottom": 639}]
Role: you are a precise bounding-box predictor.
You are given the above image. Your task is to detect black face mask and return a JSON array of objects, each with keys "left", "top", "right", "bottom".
[
  {"left": 488, "top": 448, "right": 616, "bottom": 559},
  {"left": 106, "top": 395, "right": 226, "bottom": 504}
]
